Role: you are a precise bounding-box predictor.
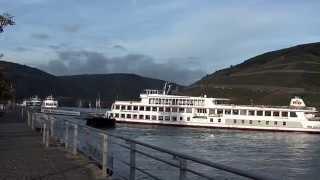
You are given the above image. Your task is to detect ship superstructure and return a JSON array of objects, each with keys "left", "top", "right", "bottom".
[{"left": 109, "top": 84, "right": 320, "bottom": 133}]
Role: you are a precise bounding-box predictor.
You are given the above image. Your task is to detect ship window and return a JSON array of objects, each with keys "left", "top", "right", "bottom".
[
  {"left": 172, "top": 116, "right": 177, "bottom": 121},
  {"left": 290, "top": 112, "right": 297, "bottom": 118},
  {"left": 187, "top": 117, "right": 190, "bottom": 121},
  {"left": 283, "top": 122, "right": 287, "bottom": 126},
  {"left": 165, "top": 116, "right": 170, "bottom": 121},
  {"left": 127, "top": 106, "right": 132, "bottom": 110},
  {"left": 225, "top": 109, "right": 231, "bottom": 115},
  {"left": 152, "top": 107, "right": 157, "bottom": 111},
  {"left": 146, "top": 106, "right": 151, "bottom": 111},
  {"left": 133, "top": 106, "right": 138, "bottom": 110},
  {"left": 232, "top": 110, "right": 239, "bottom": 115},
  {"left": 110, "top": 113, "right": 113, "bottom": 117},
  {"left": 152, "top": 115, "right": 157, "bottom": 120},
  {"left": 165, "top": 107, "right": 171, "bottom": 112},
  {"left": 241, "top": 120, "right": 245, "bottom": 124},
  {"left": 265, "top": 111, "right": 271, "bottom": 116},
  {"left": 210, "top": 118, "right": 213, "bottom": 122},
  {"left": 281, "top": 112, "right": 288, "bottom": 117},
  {"left": 139, "top": 115, "right": 144, "bottom": 119},
  {"left": 126, "top": 114, "right": 131, "bottom": 119},
  {"left": 257, "top": 111, "right": 263, "bottom": 116},
  {"left": 240, "top": 110, "right": 247, "bottom": 115},
  {"left": 159, "top": 107, "right": 164, "bottom": 112},
  {"left": 249, "top": 120, "right": 253, "bottom": 124},
  {"left": 258, "top": 120, "right": 261, "bottom": 123},
  {"left": 139, "top": 106, "right": 145, "bottom": 111},
  {"left": 233, "top": 119, "right": 237, "bottom": 124},
  {"left": 158, "top": 116, "right": 163, "bottom": 121},
  {"left": 133, "top": 114, "right": 137, "bottom": 119},
  {"left": 248, "top": 110, "right": 255, "bottom": 116},
  {"left": 179, "top": 108, "right": 185, "bottom": 113},
  {"left": 218, "top": 119, "right": 221, "bottom": 123},
  {"left": 121, "top": 114, "right": 125, "bottom": 118},
  {"left": 121, "top": 105, "right": 126, "bottom": 110},
  {"left": 273, "top": 111, "right": 279, "bottom": 116},
  {"left": 145, "top": 115, "right": 150, "bottom": 120},
  {"left": 186, "top": 108, "right": 192, "bottom": 113},
  {"left": 274, "top": 121, "right": 278, "bottom": 125},
  {"left": 116, "top": 105, "right": 120, "bottom": 110},
  {"left": 209, "top": 109, "right": 216, "bottom": 114},
  {"left": 180, "top": 117, "right": 183, "bottom": 121},
  {"left": 172, "top": 107, "right": 178, "bottom": 112},
  {"left": 266, "top": 121, "right": 269, "bottom": 125},
  {"left": 217, "top": 109, "right": 223, "bottom": 115},
  {"left": 115, "top": 113, "right": 119, "bottom": 118}
]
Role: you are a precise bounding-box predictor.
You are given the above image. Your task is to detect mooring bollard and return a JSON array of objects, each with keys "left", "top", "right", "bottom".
[
  {"left": 72, "top": 124, "right": 78, "bottom": 155},
  {"left": 129, "top": 142, "right": 136, "bottom": 180},
  {"left": 102, "top": 134, "right": 108, "bottom": 177},
  {"left": 65, "top": 122, "right": 69, "bottom": 149}
]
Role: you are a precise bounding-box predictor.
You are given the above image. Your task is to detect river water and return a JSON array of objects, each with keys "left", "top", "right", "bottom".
[{"left": 64, "top": 107, "right": 320, "bottom": 179}]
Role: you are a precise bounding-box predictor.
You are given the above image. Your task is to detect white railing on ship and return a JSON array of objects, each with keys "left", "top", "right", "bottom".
[{"left": 22, "top": 108, "right": 276, "bottom": 180}]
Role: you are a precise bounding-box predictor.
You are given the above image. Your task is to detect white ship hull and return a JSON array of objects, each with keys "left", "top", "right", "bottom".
[
  {"left": 114, "top": 118, "right": 320, "bottom": 133},
  {"left": 109, "top": 86, "right": 320, "bottom": 134}
]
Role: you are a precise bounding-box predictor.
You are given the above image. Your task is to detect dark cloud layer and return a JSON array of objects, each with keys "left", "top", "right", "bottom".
[
  {"left": 39, "top": 50, "right": 205, "bottom": 85},
  {"left": 63, "top": 24, "right": 81, "bottom": 33},
  {"left": 112, "top": 45, "right": 127, "bottom": 51}
]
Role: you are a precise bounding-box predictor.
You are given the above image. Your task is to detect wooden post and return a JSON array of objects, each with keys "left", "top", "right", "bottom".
[
  {"left": 179, "top": 158, "right": 187, "bottom": 180},
  {"left": 65, "top": 122, "right": 69, "bottom": 149},
  {"left": 72, "top": 124, "right": 78, "bottom": 155},
  {"left": 129, "top": 142, "right": 136, "bottom": 180},
  {"left": 27, "top": 111, "right": 30, "bottom": 127},
  {"left": 102, "top": 134, "right": 108, "bottom": 177}
]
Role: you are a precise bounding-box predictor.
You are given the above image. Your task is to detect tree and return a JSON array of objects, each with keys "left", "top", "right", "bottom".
[
  {"left": 0, "top": 13, "right": 15, "bottom": 33},
  {"left": 0, "top": 13, "right": 15, "bottom": 101}
]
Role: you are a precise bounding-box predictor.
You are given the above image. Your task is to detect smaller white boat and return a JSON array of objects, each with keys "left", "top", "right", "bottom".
[
  {"left": 26, "top": 96, "right": 42, "bottom": 109},
  {"left": 41, "top": 95, "right": 58, "bottom": 109}
]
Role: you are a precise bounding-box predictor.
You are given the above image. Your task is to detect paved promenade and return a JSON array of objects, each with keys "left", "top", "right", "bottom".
[{"left": 0, "top": 109, "right": 97, "bottom": 180}]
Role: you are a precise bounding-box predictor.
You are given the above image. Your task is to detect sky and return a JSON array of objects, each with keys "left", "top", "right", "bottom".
[{"left": 1, "top": 0, "right": 320, "bottom": 85}]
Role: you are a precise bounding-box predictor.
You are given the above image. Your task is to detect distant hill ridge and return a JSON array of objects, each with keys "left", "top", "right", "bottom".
[
  {"left": 0, "top": 60, "right": 179, "bottom": 106},
  {"left": 184, "top": 42, "right": 320, "bottom": 106}
]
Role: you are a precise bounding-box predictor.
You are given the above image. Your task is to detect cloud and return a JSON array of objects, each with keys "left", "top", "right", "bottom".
[
  {"left": 112, "top": 45, "right": 127, "bottom": 51},
  {"left": 31, "top": 33, "right": 50, "bottom": 40},
  {"left": 39, "top": 50, "right": 204, "bottom": 85},
  {"left": 15, "top": 47, "right": 30, "bottom": 52},
  {"left": 63, "top": 24, "right": 81, "bottom": 33}
]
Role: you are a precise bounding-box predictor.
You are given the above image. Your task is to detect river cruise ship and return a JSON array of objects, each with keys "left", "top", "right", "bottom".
[{"left": 109, "top": 85, "right": 320, "bottom": 133}]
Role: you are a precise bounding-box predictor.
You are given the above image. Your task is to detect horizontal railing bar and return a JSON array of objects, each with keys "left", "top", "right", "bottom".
[{"left": 48, "top": 117, "right": 275, "bottom": 180}]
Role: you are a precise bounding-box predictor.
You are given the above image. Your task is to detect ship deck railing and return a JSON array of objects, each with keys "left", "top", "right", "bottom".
[{"left": 22, "top": 107, "right": 276, "bottom": 180}]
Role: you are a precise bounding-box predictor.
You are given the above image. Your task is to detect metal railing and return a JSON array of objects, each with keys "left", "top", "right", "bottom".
[{"left": 22, "top": 107, "right": 275, "bottom": 180}]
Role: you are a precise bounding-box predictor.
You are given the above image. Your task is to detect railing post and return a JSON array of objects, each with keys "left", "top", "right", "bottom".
[
  {"left": 72, "top": 124, "right": 78, "bottom": 155},
  {"left": 179, "top": 158, "right": 187, "bottom": 180},
  {"left": 129, "top": 142, "right": 136, "bottom": 180},
  {"left": 65, "top": 122, "right": 69, "bottom": 149},
  {"left": 27, "top": 111, "right": 30, "bottom": 127},
  {"left": 50, "top": 115, "right": 54, "bottom": 137},
  {"left": 31, "top": 112, "right": 34, "bottom": 130},
  {"left": 46, "top": 122, "right": 50, "bottom": 148},
  {"left": 42, "top": 122, "right": 46, "bottom": 145},
  {"left": 102, "top": 134, "right": 108, "bottom": 177}
]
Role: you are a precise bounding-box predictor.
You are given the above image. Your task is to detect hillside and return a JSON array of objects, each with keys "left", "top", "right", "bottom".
[
  {"left": 183, "top": 42, "right": 320, "bottom": 106},
  {"left": 0, "top": 61, "right": 176, "bottom": 107}
]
